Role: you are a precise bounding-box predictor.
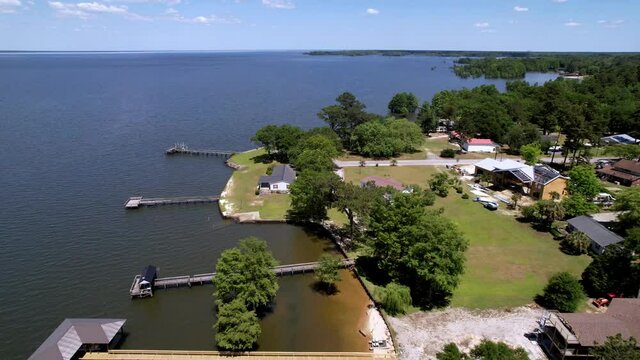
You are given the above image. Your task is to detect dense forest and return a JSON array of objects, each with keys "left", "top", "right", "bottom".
[{"left": 305, "top": 50, "right": 638, "bottom": 58}]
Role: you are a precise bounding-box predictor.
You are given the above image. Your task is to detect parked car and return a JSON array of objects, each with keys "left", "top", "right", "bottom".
[{"left": 473, "top": 197, "right": 499, "bottom": 210}]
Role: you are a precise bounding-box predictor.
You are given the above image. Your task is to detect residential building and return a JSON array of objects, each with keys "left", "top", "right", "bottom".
[
  {"left": 29, "top": 319, "right": 126, "bottom": 360},
  {"left": 258, "top": 164, "right": 296, "bottom": 193},
  {"left": 540, "top": 298, "right": 640, "bottom": 360},
  {"left": 360, "top": 176, "right": 404, "bottom": 191},
  {"left": 566, "top": 215, "right": 624, "bottom": 254},
  {"left": 597, "top": 159, "right": 640, "bottom": 187},
  {"left": 461, "top": 138, "right": 498, "bottom": 153},
  {"left": 600, "top": 133, "right": 638, "bottom": 145},
  {"left": 474, "top": 158, "right": 568, "bottom": 200}
]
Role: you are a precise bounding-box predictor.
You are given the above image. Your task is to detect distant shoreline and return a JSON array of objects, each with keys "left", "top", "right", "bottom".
[{"left": 304, "top": 50, "right": 640, "bottom": 57}]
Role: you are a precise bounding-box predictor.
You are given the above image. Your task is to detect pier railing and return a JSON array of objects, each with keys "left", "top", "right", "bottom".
[
  {"left": 165, "top": 143, "right": 236, "bottom": 157},
  {"left": 124, "top": 196, "right": 219, "bottom": 209}
]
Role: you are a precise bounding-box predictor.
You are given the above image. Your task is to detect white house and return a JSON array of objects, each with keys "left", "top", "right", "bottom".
[
  {"left": 461, "top": 138, "right": 498, "bottom": 153},
  {"left": 258, "top": 164, "right": 296, "bottom": 193}
]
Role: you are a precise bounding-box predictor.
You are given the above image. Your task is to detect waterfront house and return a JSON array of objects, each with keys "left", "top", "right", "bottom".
[
  {"left": 29, "top": 318, "right": 126, "bottom": 360},
  {"left": 540, "top": 298, "right": 640, "bottom": 359},
  {"left": 597, "top": 159, "right": 640, "bottom": 187},
  {"left": 461, "top": 138, "right": 498, "bottom": 153},
  {"left": 566, "top": 215, "right": 624, "bottom": 254},
  {"left": 258, "top": 164, "right": 296, "bottom": 193},
  {"left": 474, "top": 158, "right": 568, "bottom": 200},
  {"left": 360, "top": 176, "right": 405, "bottom": 191}
]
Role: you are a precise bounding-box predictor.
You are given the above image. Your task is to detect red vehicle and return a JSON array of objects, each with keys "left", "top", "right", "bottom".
[{"left": 593, "top": 293, "right": 618, "bottom": 308}]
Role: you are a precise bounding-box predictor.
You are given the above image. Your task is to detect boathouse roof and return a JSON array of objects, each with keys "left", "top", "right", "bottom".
[
  {"left": 141, "top": 265, "right": 157, "bottom": 284},
  {"left": 29, "top": 318, "right": 126, "bottom": 360}
]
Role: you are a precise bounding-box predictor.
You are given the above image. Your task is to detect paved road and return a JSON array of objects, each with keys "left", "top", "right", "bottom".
[{"left": 333, "top": 156, "right": 613, "bottom": 168}]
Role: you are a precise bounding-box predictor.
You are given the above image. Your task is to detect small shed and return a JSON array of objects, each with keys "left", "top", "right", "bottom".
[
  {"left": 258, "top": 164, "right": 296, "bottom": 193},
  {"left": 567, "top": 216, "right": 624, "bottom": 254}
]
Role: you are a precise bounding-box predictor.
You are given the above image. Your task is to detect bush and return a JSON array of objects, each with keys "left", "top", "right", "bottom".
[
  {"left": 461, "top": 193, "right": 470, "bottom": 199},
  {"left": 374, "top": 282, "right": 412, "bottom": 315},
  {"left": 560, "top": 232, "right": 591, "bottom": 255},
  {"left": 455, "top": 186, "right": 463, "bottom": 194},
  {"left": 440, "top": 148, "right": 456, "bottom": 158},
  {"left": 538, "top": 272, "right": 584, "bottom": 312},
  {"left": 266, "top": 164, "right": 275, "bottom": 175}
]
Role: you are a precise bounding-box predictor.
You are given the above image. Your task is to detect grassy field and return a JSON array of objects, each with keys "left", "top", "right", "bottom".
[
  {"left": 438, "top": 195, "right": 591, "bottom": 309},
  {"left": 343, "top": 165, "right": 443, "bottom": 187},
  {"left": 222, "top": 149, "right": 290, "bottom": 220},
  {"left": 345, "top": 165, "right": 592, "bottom": 309}
]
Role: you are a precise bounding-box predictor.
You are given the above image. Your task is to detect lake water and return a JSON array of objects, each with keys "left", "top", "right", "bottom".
[{"left": 0, "top": 51, "right": 557, "bottom": 360}]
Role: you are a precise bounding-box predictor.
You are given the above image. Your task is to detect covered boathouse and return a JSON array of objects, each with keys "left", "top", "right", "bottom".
[{"left": 29, "top": 318, "right": 126, "bottom": 360}]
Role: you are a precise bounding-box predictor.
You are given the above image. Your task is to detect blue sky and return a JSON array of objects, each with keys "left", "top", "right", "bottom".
[{"left": 0, "top": 0, "right": 638, "bottom": 51}]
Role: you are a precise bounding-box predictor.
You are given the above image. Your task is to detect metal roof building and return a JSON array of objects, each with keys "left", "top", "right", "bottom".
[
  {"left": 567, "top": 215, "right": 624, "bottom": 254},
  {"left": 29, "top": 319, "right": 126, "bottom": 360}
]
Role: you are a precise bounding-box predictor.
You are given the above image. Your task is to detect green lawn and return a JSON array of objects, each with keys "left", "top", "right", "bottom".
[
  {"left": 343, "top": 165, "right": 444, "bottom": 187},
  {"left": 222, "top": 149, "right": 290, "bottom": 220},
  {"left": 438, "top": 195, "right": 591, "bottom": 309}
]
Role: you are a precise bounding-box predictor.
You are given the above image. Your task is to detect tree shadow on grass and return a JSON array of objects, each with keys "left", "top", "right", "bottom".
[
  {"left": 310, "top": 281, "right": 340, "bottom": 296},
  {"left": 250, "top": 153, "right": 274, "bottom": 164}
]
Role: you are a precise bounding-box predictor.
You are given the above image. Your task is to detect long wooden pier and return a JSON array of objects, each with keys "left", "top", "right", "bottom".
[
  {"left": 124, "top": 195, "right": 219, "bottom": 209},
  {"left": 133, "top": 259, "right": 355, "bottom": 294},
  {"left": 166, "top": 143, "right": 235, "bottom": 157}
]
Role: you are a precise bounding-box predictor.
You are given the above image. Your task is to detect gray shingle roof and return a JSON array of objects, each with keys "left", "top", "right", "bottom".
[
  {"left": 258, "top": 164, "right": 296, "bottom": 185},
  {"left": 29, "top": 319, "right": 126, "bottom": 360},
  {"left": 567, "top": 215, "right": 624, "bottom": 248}
]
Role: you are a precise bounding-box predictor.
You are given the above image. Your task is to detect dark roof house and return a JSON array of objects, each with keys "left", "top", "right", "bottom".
[
  {"left": 258, "top": 164, "right": 296, "bottom": 192},
  {"left": 29, "top": 319, "right": 126, "bottom": 360},
  {"left": 597, "top": 159, "right": 640, "bottom": 187},
  {"left": 567, "top": 215, "right": 624, "bottom": 254}
]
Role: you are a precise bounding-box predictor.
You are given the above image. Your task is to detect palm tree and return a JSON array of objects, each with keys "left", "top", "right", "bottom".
[{"left": 511, "top": 193, "right": 523, "bottom": 209}]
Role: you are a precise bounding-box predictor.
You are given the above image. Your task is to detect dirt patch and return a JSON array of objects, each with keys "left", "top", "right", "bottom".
[{"left": 388, "top": 307, "right": 547, "bottom": 360}]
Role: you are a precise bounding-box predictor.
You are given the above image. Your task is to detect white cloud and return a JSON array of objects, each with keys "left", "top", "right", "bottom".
[
  {"left": 106, "top": 0, "right": 181, "bottom": 4},
  {"left": 598, "top": 19, "right": 624, "bottom": 28},
  {"left": 48, "top": 1, "right": 149, "bottom": 20},
  {"left": 0, "top": 0, "right": 22, "bottom": 13},
  {"left": 564, "top": 20, "right": 581, "bottom": 27},
  {"left": 474, "top": 22, "right": 490, "bottom": 28},
  {"left": 164, "top": 8, "right": 240, "bottom": 25},
  {"left": 366, "top": 8, "right": 379, "bottom": 15},
  {"left": 514, "top": 6, "right": 528, "bottom": 12},
  {"left": 261, "top": 0, "right": 294, "bottom": 9}
]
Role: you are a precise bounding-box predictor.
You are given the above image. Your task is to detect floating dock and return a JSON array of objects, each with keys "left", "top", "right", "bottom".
[
  {"left": 166, "top": 143, "right": 235, "bottom": 157},
  {"left": 124, "top": 196, "right": 220, "bottom": 209},
  {"left": 130, "top": 259, "right": 355, "bottom": 297}
]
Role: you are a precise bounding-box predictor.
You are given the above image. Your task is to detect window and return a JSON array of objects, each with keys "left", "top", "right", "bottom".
[{"left": 273, "top": 184, "right": 278, "bottom": 189}]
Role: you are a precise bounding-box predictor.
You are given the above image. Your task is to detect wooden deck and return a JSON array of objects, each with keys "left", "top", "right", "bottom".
[
  {"left": 166, "top": 143, "right": 235, "bottom": 157},
  {"left": 124, "top": 196, "right": 220, "bottom": 209},
  {"left": 132, "top": 259, "right": 355, "bottom": 293},
  {"left": 83, "top": 350, "right": 396, "bottom": 359}
]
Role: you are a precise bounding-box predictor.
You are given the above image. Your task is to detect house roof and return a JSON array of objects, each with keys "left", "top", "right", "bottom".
[
  {"left": 360, "top": 176, "right": 404, "bottom": 191},
  {"left": 601, "top": 134, "right": 638, "bottom": 145},
  {"left": 141, "top": 265, "right": 156, "bottom": 284},
  {"left": 613, "top": 159, "right": 640, "bottom": 175},
  {"left": 467, "top": 138, "right": 496, "bottom": 145},
  {"left": 475, "top": 158, "right": 525, "bottom": 172},
  {"left": 559, "top": 298, "right": 640, "bottom": 347},
  {"left": 258, "top": 164, "right": 296, "bottom": 185},
  {"left": 29, "top": 319, "right": 126, "bottom": 360},
  {"left": 475, "top": 159, "right": 564, "bottom": 185},
  {"left": 567, "top": 215, "right": 624, "bottom": 248},
  {"left": 533, "top": 164, "right": 564, "bottom": 185}
]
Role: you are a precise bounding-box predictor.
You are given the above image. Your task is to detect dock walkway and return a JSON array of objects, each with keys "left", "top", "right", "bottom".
[
  {"left": 166, "top": 143, "right": 235, "bottom": 157},
  {"left": 124, "top": 196, "right": 219, "bottom": 209},
  {"left": 132, "top": 259, "right": 355, "bottom": 294}
]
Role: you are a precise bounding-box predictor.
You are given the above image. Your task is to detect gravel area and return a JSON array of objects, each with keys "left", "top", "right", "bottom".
[{"left": 388, "top": 307, "right": 548, "bottom": 360}]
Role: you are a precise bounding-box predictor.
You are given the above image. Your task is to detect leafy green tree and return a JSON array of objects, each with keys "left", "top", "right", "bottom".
[
  {"left": 624, "top": 227, "right": 640, "bottom": 255},
  {"left": 591, "top": 334, "right": 640, "bottom": 360},
  {"left": 292, "top": 149, "right": 334, "bottom": 172},
  {"left": 315, "top": 254, "right": 342, "bottom": 287},
  {"left": 561, "top": 194, "right": 598, "bottom": 218},
  {"left": 436, "top": 343, "right": 469, "bottom": 360},
  {"left": 317, "top": 92, "right": 372, "bottom": 149},
  {"left": 288, "top": 170, "right": 341, "bottom": 222},
  {"left": 520, "top": 143, "right": 543, "bottom": 165},
  {"left": 469, "top": 340, "right": 530, "bottom": 360},
  {"left": 335, "top": 182, "right": 378, "bottom": 240},
  {"left": 429, "top": 172, "right": 452, "bottom": 197},
  {"left": 213, "top": 237, "right": 279, "bottom": 309},
  {"left": 351, "top": 118, "right": 422, "bottom": 158},
  {"left": 251, "top": 124, "right": 304, "bottom": 162},
  {"left": 605, "top": 144, "right": 640, "bottom": 160},
  {"left": 504, "top": 122, "right": 541, "bottom": 153},
  {"left": 567, "top": 165, "right": 601, "bottom": 199},
  {"left": 251, "top": 125, "right": 279, "bottom": 154},
  {"left": 614, "top": 187, "right": 640, "bottom": 233},
  {"left": 561, "top": 231, "right": 591, "bottom": 255},
  {"left": 374, "top": 282, "right": 412, "bottom": 315},
  {"left": 214, "top": 298, "right": 261, "bottom": 351},
  {"left": 526, "top": 200, "right": 565, "bottom": 229},
  {"left": 539, "top": 272, "right": 584, "bottom": 312},
  {"left": 582, "top": 244, "right": 640, "bottom": 297},
  {"left": 511, "top": 193, "right": 523, "bottom": 209},
  {"left": 388, "top": 118, "right": 424, "bottom": 153},
  {"left": 417, "top": 101, "right": 436, "bottom": 133},
  {"left": 388, "top": 92, "right": 419, "bottom": 119},
  {"left": 368, "top": 191, "right": 468, "bottom": 307}
]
